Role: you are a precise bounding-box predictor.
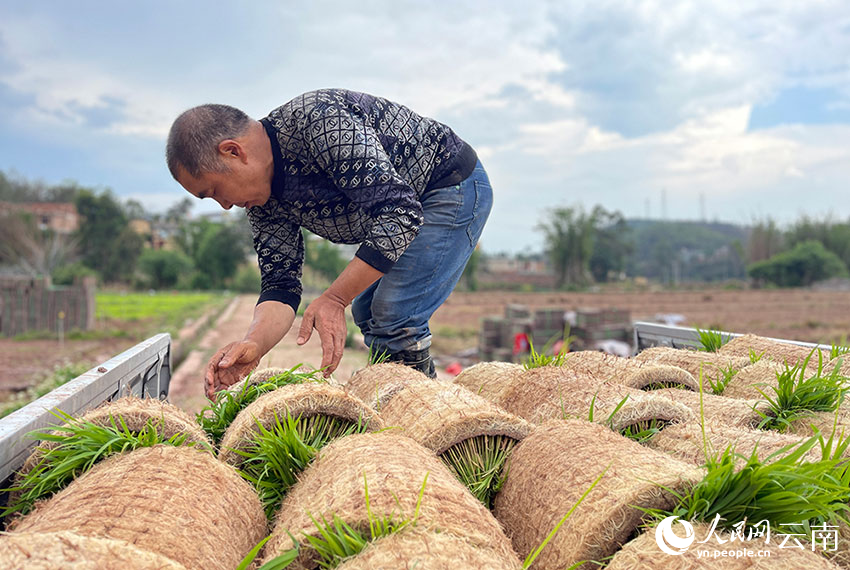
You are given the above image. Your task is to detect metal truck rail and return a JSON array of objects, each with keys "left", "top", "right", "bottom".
[
  {"left": 0, "top": 333, "right": 172, "bottom": 484},
  {"left": 632, "top": 321, "right": 831, "bottom": 353}
]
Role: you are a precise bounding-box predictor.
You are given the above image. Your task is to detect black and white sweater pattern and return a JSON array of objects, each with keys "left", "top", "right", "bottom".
[{"left": 249, "top": 89, "right": 476, "bottom": 312}]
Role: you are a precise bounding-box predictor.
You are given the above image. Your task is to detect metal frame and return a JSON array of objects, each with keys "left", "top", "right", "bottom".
[
  {"left": 0, "top": 333, "right": 172, "bottom": 484},
  {"left": 633, "top": 321, "right": 831, "bottom": 353}
]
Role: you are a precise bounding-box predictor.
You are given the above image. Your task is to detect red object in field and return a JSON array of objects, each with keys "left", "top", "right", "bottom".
[
  {"left": 445, "top": 362, "right": 463, "bottom": 376},
  {"left": 513, "top": 333, "right": 529, "bottom": 355}
]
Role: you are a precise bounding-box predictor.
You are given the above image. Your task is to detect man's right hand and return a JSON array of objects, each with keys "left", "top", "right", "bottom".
[{"left": 204, "top": 340, "right": 262, "bottom": 400}]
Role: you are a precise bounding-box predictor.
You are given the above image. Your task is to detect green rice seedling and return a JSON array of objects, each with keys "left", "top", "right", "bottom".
[
  {"left": 748, "top": 348, "right": 764, "bottom": 363},
  {"left": 367, "top": 342, "right": 391, "bottom": 365},
  {"left": 441, "top": 435, "right": 516, "bottom": 509},
  {"left": 522, "top": 325, "right": 575, "bottom": 369},
  {"left": 2, "top": 411, "right": 208, "bottom": 518},
  {"left": 695, "top": 327, "right": 729, "bottom": 352},
  {"left": 523, "top": 338, "right": 567, "bottom": 369},
  {"left": 196, "top": 364, "right": 323, "bottom": 444},
  {"left": 234, "top": 413, "right": 369, "bottom": 519},
  {"left": 705, "top": 364, "right": 738, "bottom": 396},
  {"left": 831, "top": 341, "right": 850, "bottom": 360},
  {"left": 618, "top": 418, "right": 670, "bottom": 444},
  {"left": 756, "top": 349, "right": 850, "bottom": 432},
  {"left": 643, "top": 434, "right": 850, "bottom": 533}
]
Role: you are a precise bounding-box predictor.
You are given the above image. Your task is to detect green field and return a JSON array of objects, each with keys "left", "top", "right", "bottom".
[{"left": 95, "top": 291, "right": 233, "bottom": 335}]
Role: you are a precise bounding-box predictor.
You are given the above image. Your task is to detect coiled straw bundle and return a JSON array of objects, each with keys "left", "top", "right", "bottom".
[
  {"left": 344, "top": 362, "right": 431, "bottom": 410},
  {"left": 493, "top": 420, "right": 701, "bottom": 569},
  {"left": 8, "top": 445, "right": 266, "bottom": 570},
  {"left": 260, "top": 432, "right": 520, "bottom": 569}
]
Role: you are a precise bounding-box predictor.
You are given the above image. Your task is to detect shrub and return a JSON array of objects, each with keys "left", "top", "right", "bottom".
[
  {"left": 137, "top": 249, "right": 194, "bottom": 289},
  {"left": 748, "top": 240, "right": 848, "bottom": 287}
]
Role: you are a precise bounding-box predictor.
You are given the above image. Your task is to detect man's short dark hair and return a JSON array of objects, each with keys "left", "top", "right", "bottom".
[{"left": 166, "top": 104, "right": 252, "bottom": 179}]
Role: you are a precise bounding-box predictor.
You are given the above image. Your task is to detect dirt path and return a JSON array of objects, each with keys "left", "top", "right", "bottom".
[{"left": 168, "top": 295, "right": 369, "bottom": 413}]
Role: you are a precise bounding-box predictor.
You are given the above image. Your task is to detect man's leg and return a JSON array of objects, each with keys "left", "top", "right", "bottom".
[{"left": 354, "top": 160, "right": 493, "bottom": 376}]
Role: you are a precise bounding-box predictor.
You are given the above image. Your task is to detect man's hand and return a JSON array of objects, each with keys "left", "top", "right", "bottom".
[
  {"left": 204, "top": 340, "right": 262, "bottom": 399},
  {"left": 297, "top": 293, "right": 347, "bottom": 376}
]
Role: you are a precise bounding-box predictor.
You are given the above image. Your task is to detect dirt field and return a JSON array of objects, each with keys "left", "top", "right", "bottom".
[{"left": 431, "top": 288, "right": 850, "bottom": 346}]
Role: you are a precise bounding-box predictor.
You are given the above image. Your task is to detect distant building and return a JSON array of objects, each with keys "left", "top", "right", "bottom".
[
  {"left": 128, "top": 218, "right": 179, "bottom": 250},
  {"left": 0, "top": 202, "right": 79, "bottom": 234}
]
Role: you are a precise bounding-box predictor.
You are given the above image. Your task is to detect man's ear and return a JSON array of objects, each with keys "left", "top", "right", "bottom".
[{"left": 218, "top": 139, "right": 248, "bottom": 163}]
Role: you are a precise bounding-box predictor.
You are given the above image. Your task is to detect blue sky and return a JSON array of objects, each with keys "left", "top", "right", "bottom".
[{"left": 1, "top": 0, "right": 849, "bottom": 254}]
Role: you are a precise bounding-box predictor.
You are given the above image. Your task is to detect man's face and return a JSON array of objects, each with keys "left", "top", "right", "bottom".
[
  {"left": 177, "top": 165, "right": 270, "bottom": 210},
  {"left": 176, "top": 134, "right": 272, "bottom": 210}
]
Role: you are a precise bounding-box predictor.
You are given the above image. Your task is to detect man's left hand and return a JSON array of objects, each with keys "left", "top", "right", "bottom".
[{"left": 296, "top": 293, "right": 347, "bottom": 376}]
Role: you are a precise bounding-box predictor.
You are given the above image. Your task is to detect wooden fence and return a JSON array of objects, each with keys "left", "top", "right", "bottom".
[{"left": 0, "top": 276, "right": 95, "bottom": 337}]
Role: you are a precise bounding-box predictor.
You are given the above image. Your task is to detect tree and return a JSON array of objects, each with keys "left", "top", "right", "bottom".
[
  {"left": 748, "top": 240, "right": 848, "bottom": 287},
  {"left": 74, "top": 189, "right": 143, "bottom": 282},
  {"left": 137, "top": 249, "right": 194, "bottom": 289},
  {"left": 304, "top": 235, "right": 348, "bottom": 282},
  {"left": 747, "top": 217, "right": 783, "bottom": 264},
  {"left": 176, "top": 219, "right": 250, "bottom": 288},
  {"left": 537, "top": 205, "right": 623, "bottom": 288},
  {"left": 0, "top": 212, "right": 78, "bottom": 277},
  {"left": 124, "top": 199, "right": 148, "bottom": 221},
  {"left": 165, "top": 197, "right": 194, "bottom": 223},
  {"left": 785, "top": 215, "right": 850, "bottom": 270},
  {"left": 589, "top": 207, "right": 632, "bottom": 282}
]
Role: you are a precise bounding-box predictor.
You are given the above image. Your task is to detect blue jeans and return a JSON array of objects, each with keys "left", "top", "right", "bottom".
[{"left": 352, "top": 159, "right": 493, "bottom": 353}]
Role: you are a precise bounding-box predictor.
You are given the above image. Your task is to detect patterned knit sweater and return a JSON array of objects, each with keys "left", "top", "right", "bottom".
[{"left": 249, "top": 89, "right": 477, "bottom": 312}]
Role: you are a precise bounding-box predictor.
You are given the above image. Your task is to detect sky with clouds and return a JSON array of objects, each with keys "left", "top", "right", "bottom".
[{"left": 1, "top": 0, "right": 849, "bottom": 254}]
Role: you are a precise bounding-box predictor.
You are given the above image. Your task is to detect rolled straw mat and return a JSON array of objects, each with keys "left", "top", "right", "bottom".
[
  {"left": 634, "top": 346, "right": 751, "bottom": 386},
  {"left": 261, "top": 432, "right": 518, "bottom": 569},
  {"left": 647, "top": 421, "right": 824, "bottom": 466},
  {"left": 453, "top": 361, "right": 525, "bottom": 404},
  {"left": 11, "top": 445, "right": 266, "bottom": 570},
  {"left": 607, "top": 522, "right": 841, "bottom": 569},
  {"left": 11, "top": 396, "right": 211, "bottom": 504},
  {"left": 0, "top": 531, "right": 187, "bottom": 569},
  {"left": 335, "top": 527, "right": 521, "bottom": 570},
  {"left": 721, "top": 358, "right": 784, "bottom": 400},
  {"left": 344, "top": 362, "right": 431, "bottom": 409},
  {"left": 558, "top": 350, "right": 700, "bottom": 391},
  {"left": 719, "top": 333, "right": 822, "bottom": 366},
  {"left": 493, "top": 419, "right": 701, "bottom": 569},
  {"left": 602, "top": 394, "right": 696, "bottom": 435},
  {"left": 219, "top": 382, "right": 384, "bottom": 466},
  {"left": 378, "top": 379, "right": 531, "bottom": 454},
  {"left": 650, "top": 387, "right": 769, "bottom": 428},
  {"left": 494, "top": 366, "right": 640, "bottom": 423}
]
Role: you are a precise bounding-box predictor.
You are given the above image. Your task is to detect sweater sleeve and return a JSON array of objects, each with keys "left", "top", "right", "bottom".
[
  {"left": 302, "top": 103, "right": 424, "bottom": 273},
  {"left": 247, "top": 203, "right": 304, "bottom": 313}
]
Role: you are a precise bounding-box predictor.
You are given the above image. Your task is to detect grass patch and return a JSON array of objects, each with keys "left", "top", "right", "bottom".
[
  {"left": 441, "top": 435, "right": 516, "bottom": 509},
  {"left": 2, "top": 412, "right": 211, "bottom": 518},
  {"left": 756, "top": 350, "right": 850, "bottom": 432},
  {"left": 705, "top": 364, "right": 738, "bottom": 396},
  {"left": 196, "top": 365, "right": 323, "bottom": 445},
  {"left": 0, "top": 363, "right": 92, "bottom": 419},
  {"left": 233, "top": 413, "right": 370, "bottom": 520},
  {"left": 95, "top": 290, "right": 232, "bottom": 336}
]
